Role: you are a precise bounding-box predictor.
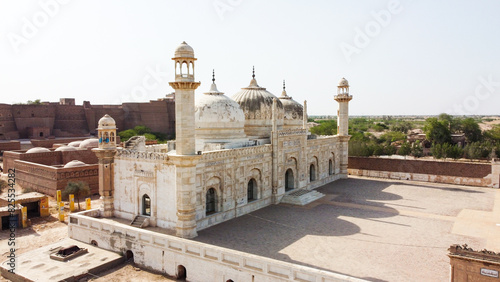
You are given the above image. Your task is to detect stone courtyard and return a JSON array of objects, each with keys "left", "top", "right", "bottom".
[{"left": 194, "top": 176, "right": 500, "bottom": 282}]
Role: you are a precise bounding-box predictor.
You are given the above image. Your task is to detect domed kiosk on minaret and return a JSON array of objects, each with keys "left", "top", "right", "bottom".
[
  {"left": 195, "top": 71, "right": 248, "bottom": 151},
  {"left": 232, "top": 67, "right": 284, "bottom": 139}
]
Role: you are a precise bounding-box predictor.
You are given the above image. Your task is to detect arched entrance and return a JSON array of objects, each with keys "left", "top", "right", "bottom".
[
  {"left": 142, "top": 194, "right": 151, "bottom": 216},
  {"left": 310, "top": 164, "right": 316, "bottom": 182},
  {"left": 125, "top": 250, "right": 134, "bottom": 262},
  {"left": 206, "top": 188, "right": 216, "bottom": 215},
  {"left": 285, "top": 169, "right": 294, "bottom": 191},
  {"left": 177, "top": 265, "right": 187, "bottom": 280},
  {"left": 247, "top": 178, "right": 257, "bottom": 202}
]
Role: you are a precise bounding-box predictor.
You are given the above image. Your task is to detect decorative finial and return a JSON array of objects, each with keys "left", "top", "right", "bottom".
[
  {"left": 283, "top": 80, "right": 286, "bottom": 91},
  {"left": 252, "top": 66, "right": 255, "bottom": 79},
  {"left": 212, "top": 69, "right": 215, "bottom": 83}
]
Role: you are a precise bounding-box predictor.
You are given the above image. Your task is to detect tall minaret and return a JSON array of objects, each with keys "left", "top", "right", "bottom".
[
  {"left": 92, "top": 114, "right": 117, "bottom": 217},
  {"left": 334, "top": 77, "right": 352, "bottom": 136},
  {"left": 169, "top": 41, "right": 200, "bottom": 155},
  {"left": 334, "top": 77, "right": 353, "bottom": 177},
  {"left": 168, "top": 41, "right": 201, "bottom": 238}
]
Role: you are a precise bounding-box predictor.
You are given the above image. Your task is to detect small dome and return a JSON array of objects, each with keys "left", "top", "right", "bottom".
[
  {"left": 195, "top": 75, "right": 246, "bottom": 141},
  {"left": 98, "top": 114, "right": 116, "bottom": 129},
  {"left": 79, "top": 138, "right": 99, "bottom": 149},
  {"left": 232, "top": 73, "right": 284, "bottom": 138},
  {"left": 26, "top": 147, "right": 50, "bottom": 153},
  {"left": 338, "top": 77, "right": 349, "bottom": 87},
  {"left": 279, "top": 81, "right": 303, "bottom": 121},
  {"left": 63, "top": 160, "right": 86, "bottom": 168},
  {"left": 55, "top": 146, "right": 77, "bottom": 152},
  {"left": 174, "top": 41, "right": 194, "bottom": 58},
  {"left": 68, "top": 141, "right": 82, "bottom": 147}
]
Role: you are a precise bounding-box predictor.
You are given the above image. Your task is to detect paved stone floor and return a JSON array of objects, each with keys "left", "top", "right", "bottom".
[{"left": 194, "top": 177, "right": 500, "bottom": 282}]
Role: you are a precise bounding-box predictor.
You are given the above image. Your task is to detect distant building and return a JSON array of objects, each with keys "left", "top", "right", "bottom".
[{"left": 0, "top": 97, "right": 175, "bottom": 140}]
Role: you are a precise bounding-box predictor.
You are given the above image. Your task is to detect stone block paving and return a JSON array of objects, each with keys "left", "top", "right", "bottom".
[{"left": 194, "top": 177, "right": 500, "bottom": 282}]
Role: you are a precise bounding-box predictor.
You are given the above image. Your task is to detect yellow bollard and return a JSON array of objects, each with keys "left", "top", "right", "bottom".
[
  {"left": 21, "top": 206, "right": 27, "bottom": 228},
  {"left": 86, "top": 198, "right": 91, "bottom": 210},
  {"left": 59, "top": 202, "right": 64, "bottom": 222},
  {"left": 40, "top": 196, "right": 50, "bottom": 217},
  {"left": 69, "top": 194, "right": 74, "bottom": 212},
  {"left": 56, "top": 190, "right": 61, "bottom": 204}
]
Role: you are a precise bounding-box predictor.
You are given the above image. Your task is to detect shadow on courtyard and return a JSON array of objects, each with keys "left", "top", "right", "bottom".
[{"left": 194, "top": 178, "right": 402, "bottom": 280}]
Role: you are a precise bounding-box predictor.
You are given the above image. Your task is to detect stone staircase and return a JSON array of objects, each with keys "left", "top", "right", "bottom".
[
  {"left": 130, "top": 215, "right": 149, "bottom": 228},
  {"left": 280, "top": 189, "right": 325, "bottom": 206},
  {"left": 124, "top": 136, "right": 145, "bottom": 150}
]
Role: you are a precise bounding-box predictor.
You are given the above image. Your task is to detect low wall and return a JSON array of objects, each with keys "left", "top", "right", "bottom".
[
  {"left": 348, "top": 157, "right": 499, "bottom": 188},
  {"left": 15, "top": 160, "right": 99, "bottom": 196},
  {"left": 68, "top": 211, "right": 365, "bottom": 282},
  {"left": 0, "top": 141, "right": 20, "bottom": 155}
]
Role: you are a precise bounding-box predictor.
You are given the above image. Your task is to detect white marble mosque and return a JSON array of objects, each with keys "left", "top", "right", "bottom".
[{"left": 91, "top": 41, "right": 353, "bottom": 239}]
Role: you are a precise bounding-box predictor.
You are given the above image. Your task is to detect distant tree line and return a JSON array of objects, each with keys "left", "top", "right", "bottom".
[{"left": 309, "top": 114, "right": 500, "bottom": 160}]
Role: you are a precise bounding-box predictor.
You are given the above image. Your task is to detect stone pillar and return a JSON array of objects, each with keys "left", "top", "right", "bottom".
[
  {"left": 303, "top": 100, "right": 307, "bottom": 129},
  {"left": 92, "top": 148, "right": 117, "bottom": 217},
  {"left": 170, "top": 155, "right": 200, "bottom": 238},
  {"left": 491, "top": 158, "right": 500, "bottom": 188},
  {"left": 271, "top": 98, "right": 279, "bottom": 203},
  {"left": 338, "top": 135, "right": 350, "bottom": 177}
]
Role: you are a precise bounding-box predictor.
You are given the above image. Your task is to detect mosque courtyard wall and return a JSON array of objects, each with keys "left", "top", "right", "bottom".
[{"left": 68, "top": 210, "right": 363, "bottom": 282}]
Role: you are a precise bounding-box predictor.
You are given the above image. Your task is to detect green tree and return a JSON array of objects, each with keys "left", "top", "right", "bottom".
[
  {"left": 133, "top": 125, "right": 151, "bottom": 135},
  {"left": 438, "top": 113, "right": 462, "bottom": 133},
  {"left": 379, "top": 131, "right": 406, "bottom": 144},
  {"left": 423, "top": 118, "right": 452, "bottom": 144},
  {"left": 27, "top": 99, "right": 42, "bottom": 105},
  {"left": 411, "top": 140, "right": 424, "bottom": 158},
  {"left": 391, "top": 121, "right": 413, "bottom": 133},
  {"left": 431, "top": 143, "right": 444, "bottom": 159},
  {"left": 444, "top": 143, "right": 463, "bottom": 159},
  {"left": 62, "top": 181, "right": 90, "bottom": 211},
  {"left": 118, "top": 129, "right": 136, "bottom": 141},
  {"left": 484, "top": 126, "right": 500, "bottom": 143},
  {"left": 461, "top": 118, "right": 482, "bottom": 143},
  {"left": 398, "top": 142, "right": 411, "bottom": 156},
  {"left": 310, "top": 119, "right": 337, "bottom": 135}
]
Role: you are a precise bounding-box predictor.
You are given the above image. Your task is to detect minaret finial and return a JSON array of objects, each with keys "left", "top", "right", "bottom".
[
  {"left": 283, "top": 80, "right": 286, "bottom": 91},
  {"left": 252, "top": 66, "right": 255, "bottom": 79},
  {"left": 212, "top": 69, "right": 215, "bottom": 83}
]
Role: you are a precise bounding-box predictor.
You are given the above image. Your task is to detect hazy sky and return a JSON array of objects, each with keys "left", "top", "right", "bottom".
[{"left": 1, "top": 0, "right": 499, "bottom": 115}]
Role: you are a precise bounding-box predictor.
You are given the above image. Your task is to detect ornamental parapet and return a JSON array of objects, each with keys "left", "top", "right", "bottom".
[
  {"left": 334, "top": 94, "right": 353, "bottom": 102},
  {"left": 201, "top": 145, "right": 272, "bottom": 162},
  {"left": 116, "top": 149, "right": 168, "bottom": 161},
  {"left": 278, "top": 129, "right": 307, "bottom": 137},
  {"left": 448, "top": 244, "right": 500, "bottom": 263}
]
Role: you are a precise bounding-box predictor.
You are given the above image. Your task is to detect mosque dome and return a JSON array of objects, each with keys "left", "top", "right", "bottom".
[
  {"left": 98, "top": 114, "right": 116, "bottom": 130},
  {"left": 195, "top": 72, "right": 246, "bottom": 141},
  {"left": 278, "top": 81, "right": 303, "bottom": 127},
  {"left": 232, "top": 69, "right": 283, "bottom": 138},
  {"left": 63, "top": 160, "right": 86, "bottom": 168},
  {"left": 55, "top": 146, "right": 77, "bottom": 152},
  {"left": 26, "top": 147, "right": 51, "bottom": 153},
  {"left": 174, "top": 41, "right": 195, "bottom": 58},
  {"left": 338, "top": 77, "right": 349, "bottom": 87},
  {"left": 79, "top": 138, "right": 99, "bottom": 149},
  {"left": 68, "top": 141, "right": 82, "bottom": 147}
]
